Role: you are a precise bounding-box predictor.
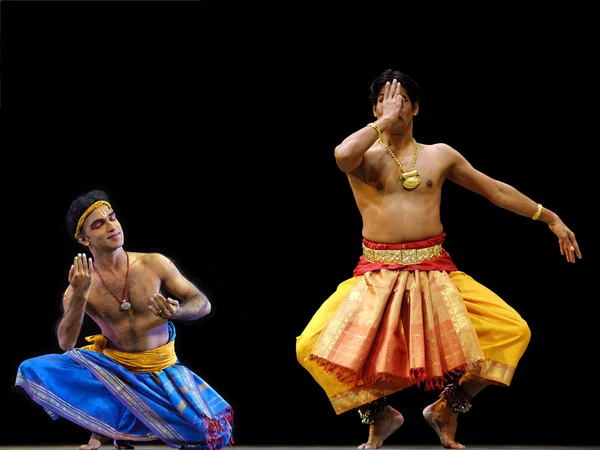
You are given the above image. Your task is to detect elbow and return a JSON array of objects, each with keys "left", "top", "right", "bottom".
[
  {"left": 56, "top": 326, "right": 71, "bottom": 352},
  {"left": 193, "top": 296, "right": 211, "bottom": 319},
  {"left": 56, "top": 324, "right": 76, "bottom": 352},
  {"left": 485, "top": 182, "right": 507, "bottom": 207},
  {"left": 334, "top": 146, "right": 356, "bottom": 173},
  {"left": 489, "top": 189, "right": 507, "bottom": 208},
  {"left": 202, "top": 299, "right": 212, "bottom": 317},
  {"left": 58, "top": 337, "right": 74, "bottom": 352}
]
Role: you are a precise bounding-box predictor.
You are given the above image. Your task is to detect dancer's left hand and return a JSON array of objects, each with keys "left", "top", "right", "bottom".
[
  {"left": 548, "top": 219, "right": 582, "bottom": 263},
  {"left": 148, "top": 293, "right": 180, "bottom": 318}
]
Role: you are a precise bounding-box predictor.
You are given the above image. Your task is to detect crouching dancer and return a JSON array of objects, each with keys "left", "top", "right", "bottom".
[{"left": 15, "top": 188, "right": 233, "bottom": 450}]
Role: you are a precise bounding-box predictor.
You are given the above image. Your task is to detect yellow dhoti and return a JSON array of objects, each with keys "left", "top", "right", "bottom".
[{"left": 295, "top": 234, "right": 531, "bottom": 415}]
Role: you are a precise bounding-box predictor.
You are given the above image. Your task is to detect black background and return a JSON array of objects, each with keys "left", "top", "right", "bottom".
[{"left": 2, "top": 1, "right": 597, "bottom": 447}]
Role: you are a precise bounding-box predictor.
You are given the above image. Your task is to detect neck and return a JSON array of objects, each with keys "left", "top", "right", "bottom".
[
  {"left": 382, "top": 134, "right": 415, "bottom": 154},
  {"left": 91, "top": 247, "right": 127, "bottom": 272}
]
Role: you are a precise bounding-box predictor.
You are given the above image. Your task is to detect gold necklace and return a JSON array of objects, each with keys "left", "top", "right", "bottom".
[{"left": 378, "top": 137, "right": 421, "bottom": 190}]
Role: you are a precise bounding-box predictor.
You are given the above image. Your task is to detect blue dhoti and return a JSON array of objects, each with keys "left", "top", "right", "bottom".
[{"left": 15, "top": 322, "right": 233, "bottom": 449}]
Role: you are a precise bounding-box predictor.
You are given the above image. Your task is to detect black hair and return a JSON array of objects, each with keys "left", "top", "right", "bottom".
[
  {"left": 66, "top": 189, "right": 111, "bottom": 239},
  {"left": 368, "top": 69, "right": 422, "bottom": 107}
]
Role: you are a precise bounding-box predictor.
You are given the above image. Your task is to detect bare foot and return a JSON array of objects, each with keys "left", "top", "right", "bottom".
[
  {"left": 357, "top": 406, "right": 404, "bottom": 449},
  {"left": 423, "top": 399, "right": 465, "bottom": 449},
  {"left": 77, "top": 433, "right": 110, "bottom": 450}
]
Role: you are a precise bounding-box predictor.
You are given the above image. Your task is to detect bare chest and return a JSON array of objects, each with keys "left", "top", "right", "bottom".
[
  {"left": 363, "top": 149, "right": 446, "bottom": 194},
  {"left": 88, "top": 268, "right": 161, "bottom": 319}
]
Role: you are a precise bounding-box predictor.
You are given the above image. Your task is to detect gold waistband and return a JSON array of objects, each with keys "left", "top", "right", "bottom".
[{"left": 362, "top": 243, "right": 443, "bottom": 265}]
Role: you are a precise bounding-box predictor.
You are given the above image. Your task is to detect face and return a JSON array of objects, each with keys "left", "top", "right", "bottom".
[
  {"left": 373, "top": 84, "right": 419, "bottom": 122},
  {"left": 78, "top": 205, "right": 124, "bottom": 250}
]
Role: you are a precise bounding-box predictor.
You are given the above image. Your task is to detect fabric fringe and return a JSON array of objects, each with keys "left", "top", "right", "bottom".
[
  {"left": 200, "top": 406, "right": 234, "bottom": 450},
  {"left": 308, "top": 354, "right": 485, "bottom": 391},
  {"left": 308, "top": 355, "right": 357, "bottom": 383}
]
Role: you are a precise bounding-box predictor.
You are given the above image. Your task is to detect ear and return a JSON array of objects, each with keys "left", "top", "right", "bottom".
[
  {"left": 412, "top": 100, "right": 420, "bottom": 117},
  {"left": 372, "top": 105, "right": 378, "bottom": 118},
  {"left": 76, "top": 235, "right": 90, "bottom": 247}
]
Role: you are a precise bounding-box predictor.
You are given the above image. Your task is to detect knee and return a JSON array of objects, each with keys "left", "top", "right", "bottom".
[
  {"left": 17, "top": 354, "right": 61, "bottom": 381},
  {"left": 17, "top": 357, "right": 35, "bottom": 376},
  {"left": 515, "top": 317, "right": 532, "bottom": 347},
  {"left": 295, "top": 334, "right": 311, "bottom": 365},
  {"left": 15, "top": 357, "right": 41, "bottom": 385}
]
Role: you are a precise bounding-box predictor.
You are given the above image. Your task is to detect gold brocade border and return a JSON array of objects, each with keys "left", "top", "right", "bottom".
[
  {"left": 362, "top": 243, "right": 443, "bottom": 265},
  {"left": 15, "top": 372, "right": 154, "bottom": 441},
  {"left": 328, "top": 358, "right": 517, "bottom": 415},
  {"left": 466, "top": 358, "right": 516, "bottom": 386},
  {"left": 69, "top": 350, "right": 185, "bottom": 442},
  {"left": 331, "top": 384, "right": 404, "bottom": 415}
]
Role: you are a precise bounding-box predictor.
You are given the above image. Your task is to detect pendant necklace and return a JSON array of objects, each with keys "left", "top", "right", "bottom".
[
  {"left": 93, "top": 251, "right": 131, "bottom": 311},
  {"left": 378, "top": 137, "right": 421, "bottom": 190}
]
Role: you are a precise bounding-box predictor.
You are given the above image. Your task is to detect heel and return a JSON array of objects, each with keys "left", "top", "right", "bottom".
[{"left": 113, "top": 440, "right": 134, "bottom": 449}]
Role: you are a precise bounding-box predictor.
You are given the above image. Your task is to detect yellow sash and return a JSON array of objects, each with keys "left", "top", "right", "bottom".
[{"left": 80, "top": 334, "right": 177, "bottom": 374}]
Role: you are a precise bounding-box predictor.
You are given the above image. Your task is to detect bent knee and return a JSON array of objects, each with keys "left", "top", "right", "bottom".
[
  {"left": 295, "top": 334, "right": 312, "bottom": 365},
  {"left": 518, "top": 318, "right": 532, "bottom": 346},
  {"left": 509, "top": 316, "right": 532, "bottom": 350},
  {"left": 17, "top": 357, "right": 37, "bottom": 376}
]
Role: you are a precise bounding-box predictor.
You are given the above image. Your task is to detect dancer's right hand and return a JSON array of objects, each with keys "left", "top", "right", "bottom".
[{"left": 69, "top": 253, "right": 93, "bottom": 296}]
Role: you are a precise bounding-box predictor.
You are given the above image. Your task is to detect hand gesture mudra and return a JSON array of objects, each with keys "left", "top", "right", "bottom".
[
  {"left": 379, "top": 78, "right": 406, "bottom": 123},
  {"left": 68, "top": 253, "right": 94, "bottom": 296},
  {"left": 548, "top": 219, "right": 582, "bottom": 264},
  {"left": 148, "top": 293, "right": 180, "bottom": 319}
]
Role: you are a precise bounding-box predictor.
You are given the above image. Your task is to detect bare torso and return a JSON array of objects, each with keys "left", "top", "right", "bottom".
[
  {"left": 348, "top": 142, "right": 451, "bottom": 243},
  {"left": 80, "top": 252, "right": 169, "bottom": 352}
]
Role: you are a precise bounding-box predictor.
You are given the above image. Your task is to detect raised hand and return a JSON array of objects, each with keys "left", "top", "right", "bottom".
[
  {"left": 68, "top": 253, "right": 94, "bottom": 296},
  {"left": 380, "top": 78, "right": 406, "bottom": 123}
]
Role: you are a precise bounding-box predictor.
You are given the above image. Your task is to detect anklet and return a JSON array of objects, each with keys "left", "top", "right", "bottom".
[
  {"left": 358, "top": 396, "right": 388, "bottom": 424},
  {"left": 440, "top": 383, "right": 472, "bottom": 414}
]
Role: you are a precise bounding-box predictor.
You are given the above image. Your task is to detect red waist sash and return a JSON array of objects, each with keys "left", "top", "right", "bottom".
[{"left": 353, "top": 232, "right": 458, "bottom": 277}]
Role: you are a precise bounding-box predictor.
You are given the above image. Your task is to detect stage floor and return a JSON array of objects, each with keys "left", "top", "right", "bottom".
[{"left": 0, "top": 446, "right": 598, "bottom": 450}]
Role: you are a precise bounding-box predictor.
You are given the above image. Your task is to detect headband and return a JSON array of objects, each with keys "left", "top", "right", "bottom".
[{"left": 74, "top": 200, "right": 112, "bottom": 238}]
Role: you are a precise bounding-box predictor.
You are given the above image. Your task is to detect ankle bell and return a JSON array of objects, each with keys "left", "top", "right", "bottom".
[
  {"left": 440, "top": 383, "right": 472, "bottom": 414},
  {"left": 358, "top": 396, "right": 389, "bottom": 424}
]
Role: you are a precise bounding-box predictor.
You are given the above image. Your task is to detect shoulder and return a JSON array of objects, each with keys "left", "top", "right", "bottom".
[
  {"left": 131, "top": 252, "right": 175, "bottom": 270},
  {"left": 423, "top": 142, "right": 456, "bottom": 154},
  {"left": 131, "top": 252, "right": 180, "bottom": 280},
  {"left": 423, "top": 142, "right": 464, "bottom": 163}
]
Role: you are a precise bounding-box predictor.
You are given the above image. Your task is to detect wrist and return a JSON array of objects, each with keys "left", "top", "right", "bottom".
[
  {"left": 533, "top": 205, "right": 557, "bottom": 225},
  {"left": 544, "top": 210, "right": 559, "bottom": 226},
  {"left": 531, "top": 203, "right": 543, "bottom": 220},
  {"left": 367, "top": 123, "right": 382, "bottom": 138},
  {"left": 72, "top": 291, "right": 89, "bottom": 303},
  {"left": 375, "top": 117, "right": 394, "bottom": 132}
]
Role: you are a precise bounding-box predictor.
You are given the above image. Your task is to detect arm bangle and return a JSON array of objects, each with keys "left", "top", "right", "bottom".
[
  {"left": 531, "top": 203, "right": 543, "bottom": 220},
  {"left": 367, "top": 123, "right": 382, "bottom": 139}
]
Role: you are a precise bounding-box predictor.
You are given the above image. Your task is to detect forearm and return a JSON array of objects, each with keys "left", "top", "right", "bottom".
[
  {"left": 172, "top": 293, "right": 211, "bottom": 321},
  {"left": 491, "top": 180, "right": 581, "bottom": 262},
  {"left": 493, "top": 182, "right": 559, "bottom": 224},
  {"left": 334, "top": 118, "right": 394, "bottom": 173},
  {"left": 57, "top": 297, "right": 87, "bottom": 351}
]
